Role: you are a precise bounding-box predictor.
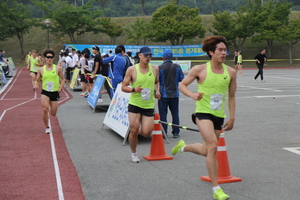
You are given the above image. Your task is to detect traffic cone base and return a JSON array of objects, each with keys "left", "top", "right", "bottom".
[
  {"left": 143, "top": 113, "right": 173, "bottom": 161},
  {"left": 200, "top": 175, "right": 242, "bottom": 184},
  {"left": 200, "top": 130, "right": 242, "bottom": 184}
]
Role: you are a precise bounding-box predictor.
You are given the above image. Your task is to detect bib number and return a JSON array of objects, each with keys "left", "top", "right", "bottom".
[
  {"left": 210, "top": 94, "right": 223, "bottom": 110},
  {"left": 141, "top": 88, "right": 151, "bottom": 100},
  {"left": 46, "top": 82, "right": 54, "bottom": 92}
]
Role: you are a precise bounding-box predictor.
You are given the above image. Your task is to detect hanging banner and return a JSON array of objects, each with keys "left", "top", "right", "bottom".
[{"left": 64, "top": 44, "right": 206, "bottom": 58}]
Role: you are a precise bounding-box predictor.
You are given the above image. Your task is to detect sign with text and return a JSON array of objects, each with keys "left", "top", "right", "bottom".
[
  {"left": 70, "top": 68, "right": 80, "bottom": 89},
  {"left": 103, "top": 84, "right": 130, "bottom": 139},
  {"left": 64, "top": 44, "right": 206, "bottom": 58}
]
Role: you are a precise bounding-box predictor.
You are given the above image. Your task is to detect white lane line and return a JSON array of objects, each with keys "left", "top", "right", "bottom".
[
  {"left": 0, "top": 68, "right": 23, "bottom": 99},
  {"left": 0, "top": 98, "right": 36, "bottom": 122},
  {"left": 283, "top": 147, "right": 300, "bottom": 156},
  {"left": 239, "top": 85, "right": 283, "bottom": 92},
  {"left": 48, "top": 117, "right": 65, "bottom": 200}
]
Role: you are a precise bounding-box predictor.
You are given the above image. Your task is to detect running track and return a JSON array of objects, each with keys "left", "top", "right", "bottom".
[{"left": 0, "top": 68, "right": 85, "bottom": 200}]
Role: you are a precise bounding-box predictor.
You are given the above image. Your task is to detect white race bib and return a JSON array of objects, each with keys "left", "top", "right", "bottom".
[
  {"left": 46, "top": 82, "right": 54, "bottom": 92},
  {"left": 141, "top": 88, "right": 151, "bottom": 100},
  {"left": 210, "top": 94, "right": 223, "bottom": 110},
  {"left": 33, "top": 67, "right": 37, "bottom": 72}
]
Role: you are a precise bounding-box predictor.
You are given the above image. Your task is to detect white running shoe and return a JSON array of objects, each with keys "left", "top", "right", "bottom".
[
  {"left": 45, "top": 127, "right": 51, "bottom": 134},
  {"left": 131, "top": 154, "right": 140, "bottom": 163}
]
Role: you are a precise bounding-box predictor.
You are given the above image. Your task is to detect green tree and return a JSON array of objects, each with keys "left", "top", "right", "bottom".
[
  {"left": 150, "top": 1, "right": 205, "bottom": 45},
  {"left": 124, "top": 18, "right": 150, "bottom": 45},
  {"left": 203, "top": 0, "right": 216, "bottom": 14},
  {"left": 0, "top": 1, "right": 34, "bottom": 58},
  {"left": 252, "top": 0, "right": 292, "bottom": 57},
  {"left": 33, "top": 0, "right": 103, "bottom": 44},
  {"left": 277, "top": 19, "right": 300, "bottom": 64},
  {"left": 100, "top": 17, "right": 123, "bottom": 44}
]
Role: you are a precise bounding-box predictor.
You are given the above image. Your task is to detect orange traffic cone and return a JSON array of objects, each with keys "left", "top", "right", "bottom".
[
  {"left": 143, "top": 113, "right": 173, "bottom": 161},
  {"left": 200, "top": 129, "right": 242, "bottom": 184}
]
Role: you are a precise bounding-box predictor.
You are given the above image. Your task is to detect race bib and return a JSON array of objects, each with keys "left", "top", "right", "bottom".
[
  {"left": 33, "top": 67, "right": 37, "bottom": 72},
  {"left": 210, "top": 94, "right": 223, "bottom": 110},
  {"left": 46, "top": 82, "right": 54, "bottom": 92},
  {"left": 141, "top": 88, "right": 151, "bottom": 100}
]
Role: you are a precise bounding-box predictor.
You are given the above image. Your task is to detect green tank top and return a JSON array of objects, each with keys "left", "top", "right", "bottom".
[
  {"left": 238, "top": 55, "right": 242, "bottom": 63},
  {"left": 30, "top": 57, "right": 39, "bottom": 72},
  {"left": 42, "top": 65, "right": 60, "bottom": 92},
  {"left": 195, "top": 62, "right": 230, "bottom": 118},
  {"left": 129, "top": 64, "right": 155, "bottom": 109}
]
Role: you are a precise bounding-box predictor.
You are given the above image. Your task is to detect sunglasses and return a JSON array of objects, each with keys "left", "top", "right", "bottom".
[
  {"left": 143, "top": 53, "right": 152, "bottom": 58},
  {"left": 46, "top": 56, "right": 54, "bottom": 59}
]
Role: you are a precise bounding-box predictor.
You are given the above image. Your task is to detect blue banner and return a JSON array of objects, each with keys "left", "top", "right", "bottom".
[{"left": 64, "top": 44, "right": 206, "bottom": 57}]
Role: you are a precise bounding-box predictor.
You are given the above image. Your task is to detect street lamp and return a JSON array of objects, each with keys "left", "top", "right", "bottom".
[{"left": 44, "top": 19, "right": 51, "bottom": 49}]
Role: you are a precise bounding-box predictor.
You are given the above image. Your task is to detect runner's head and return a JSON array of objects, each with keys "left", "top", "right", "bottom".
[
  {"left": 43, "top": 50, "right": 55, "bottom": 64},
  {"left": 202, "top": 36, "right": 228, "bottom": 59},
  {"left": 43, "top": 49, "right": 55, "bottom": 58}
]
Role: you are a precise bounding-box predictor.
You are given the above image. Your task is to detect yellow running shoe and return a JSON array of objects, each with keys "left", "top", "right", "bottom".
[
  {"left": 171, "top": 140, "right": 186, "bottom": 156},
  {"left": 213, "top": 188, "right": 230, "bottom": 200}
]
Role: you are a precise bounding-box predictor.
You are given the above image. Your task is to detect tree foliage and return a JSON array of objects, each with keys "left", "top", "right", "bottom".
[
  {"left": 32, "top": 0, "right": 103, "bottom": 44},
  {"left": 99, "top": 18, "right": 123, "bottom": 44},
  {"left": 150, "top": 2, "right": 205, "bottom": 45},
  {"left": 124, "top": 18, "right": 150, "bottom": 45},
  {"left": 0, "top": 1, "right": 35, "bottom": 58}
]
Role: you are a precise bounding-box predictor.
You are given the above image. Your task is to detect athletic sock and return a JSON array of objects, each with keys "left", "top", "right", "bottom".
[
  {"left": 180, "top": 145, "right": 186, "bottom": 152},
  {"left": 213, "top": 186, "right": 220, "bottom": 193}
]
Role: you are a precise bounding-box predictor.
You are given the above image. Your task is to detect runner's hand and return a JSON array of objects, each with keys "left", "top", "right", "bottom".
[
  {"left": 223, "top": 119, "right": 234, "bottom": 131},
  {"left": 191, "top": 92, "right": 204, "bottom": 101}
]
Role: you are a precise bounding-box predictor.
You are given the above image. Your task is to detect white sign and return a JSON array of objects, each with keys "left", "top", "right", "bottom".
[{"left": 103, "top": 84, "right": 131, "bottom": 142}]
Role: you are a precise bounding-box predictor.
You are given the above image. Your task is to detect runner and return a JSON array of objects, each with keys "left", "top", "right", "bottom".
[
  {"left": 27, "top": 50, "right": 42, "bottom": 90},
  {"left": 34, "top": 50, "right": 65, "bottom": 134},
  {"left": 121, "top": 46, "right": 160, "bottom": 163},
  {"left": 171, "top": 36, "right": 237, "bottom": 200}
]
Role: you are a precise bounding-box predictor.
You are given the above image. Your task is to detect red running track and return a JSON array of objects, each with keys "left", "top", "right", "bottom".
[{"left": 0, "top": 68, "right": 85, "bottom": 200}]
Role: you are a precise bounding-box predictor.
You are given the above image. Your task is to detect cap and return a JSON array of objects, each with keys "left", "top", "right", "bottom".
[
  {"left": 139, "top": 46, "right": 152, "bottom": 54},
  {"left": 101, "top": 53, "right": 106, "bottom": 57},
  {"left": 163, "top": 49, "right": 173, "bottom": 59},
  {"left": 92, "top": 46, "right": 100, "bottom": 51},
  {"left": 68, "top": 53, "right": 72, "bottom": 56}
]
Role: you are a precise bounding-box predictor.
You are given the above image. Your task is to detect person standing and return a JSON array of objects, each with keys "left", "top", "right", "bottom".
[
  {"left": 237, "top": 51, "right": 243, "bottom": 76},
  {"left": 34, "top": 50, "right": 65, "bottom": 134},
  {"left": 91, "top": 46, "right": 102, "bottom": 78},
  {"left": 253, "top": 48, "right": 267, "bottom": 82},
  {"left": 121, "top": 46, "right": 160, "bottom": 163},
  {"left": 171, "top": 36, "right": 236, "bottom": 200},
  {"left": 233, "top": 50, "right": 238, "bottom": 71},
  {"left": 158, "top": 49, "right": 184, "bottom": 138},
  {"left": 103, "top": 46, "right": 126, "bottom": 91}
]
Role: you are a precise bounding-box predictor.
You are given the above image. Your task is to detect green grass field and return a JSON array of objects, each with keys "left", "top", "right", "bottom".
[{"left": 1, "top": 11, "right": 300, "bottom": 68}]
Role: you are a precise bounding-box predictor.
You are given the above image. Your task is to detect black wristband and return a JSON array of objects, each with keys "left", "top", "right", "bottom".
[{"left": 132, "top": 88, "right": 135, "bottom": 93}]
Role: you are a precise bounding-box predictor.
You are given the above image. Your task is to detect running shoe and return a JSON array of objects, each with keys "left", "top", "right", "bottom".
[
  {"left": 131, "top": 154, "right": 140, "bottom": 163},
  {"left": 45, "top": 127, "right": 51, "bottom": 134},
  {"left": 213, "top": 188, "right": 230, "bottom": 200},
  {"left": 171, "top": 139, "right": 186, "bottom": 156},
  {"left": 80, "top": 93, "right": 85, "bottom": 96},
  {"left": 84, "top": 95, "right": 89, "bottom": 98},
  {"left": 173, "top": 133, "right": 179, "bottom": 138}
]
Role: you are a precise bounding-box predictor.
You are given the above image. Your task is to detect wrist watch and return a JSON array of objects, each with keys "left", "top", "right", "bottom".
[{"left": 132, "top": 88, "right": 135, "bottom": 93}]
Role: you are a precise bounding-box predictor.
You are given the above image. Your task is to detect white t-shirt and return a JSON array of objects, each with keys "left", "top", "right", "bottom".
[
  {"left": 79, "top": 57, "right": 85, "bottom": 72},
  {"left": 65, "top": 56, "right": 73, "bottom": 68},
  {"left": 72, "top": 53, "right": 79, "bottom": 67}
]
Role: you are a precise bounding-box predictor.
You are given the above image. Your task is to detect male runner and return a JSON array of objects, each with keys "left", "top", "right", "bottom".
[
  {"left": 171, "top": 36, "right": 237, "bottom": 200},
  {"left": 34, "top": 50, "right": 65, "bottom": 134},
  {"left": 121, "top": 46, "right": 160, "bottom": 163}
]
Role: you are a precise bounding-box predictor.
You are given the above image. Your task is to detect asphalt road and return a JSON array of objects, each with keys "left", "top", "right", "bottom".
[{"left": 58, "top": 69, "right": 300, "bottom": 200}]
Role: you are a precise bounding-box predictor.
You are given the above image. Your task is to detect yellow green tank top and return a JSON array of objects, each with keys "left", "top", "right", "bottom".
[
  {"left": 42, "top": 65, "right": 60, "bottom": 92},
  {"left": 129, "top": 64, "right": 155, "bottom": 109},
  {"left": 195, "top": 62, "right": 230, "bottom": 118},
  {"left": 30, "top": 57, "right": 39, "bottom": 72},
  {"left": 238, "top": 55, "right": 242, "bottom": 63}
]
